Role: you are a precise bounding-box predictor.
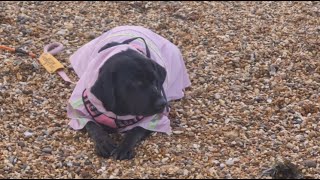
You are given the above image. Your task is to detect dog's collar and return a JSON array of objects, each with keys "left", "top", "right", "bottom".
[{"left": 82, "top": 89, "right": 145, "bottom": 129}]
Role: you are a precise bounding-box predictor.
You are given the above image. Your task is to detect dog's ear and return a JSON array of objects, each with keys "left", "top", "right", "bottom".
[
  {"left": 91, "top": 69, "right": 116, "bottom": 111},
  {"left": 154, "top": 63, "right": 167, "bottom": 86}
]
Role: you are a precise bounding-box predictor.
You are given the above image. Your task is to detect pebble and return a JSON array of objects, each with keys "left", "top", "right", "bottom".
[
  {"left": 36, "top": 136, "right": 45, "bottom": 141},
  {"left": 183, "top": 169, "right": 189, "bottom": 176},
  {"left": 74, "top": 162, "right": 81, "bottom": 166},
  {"left": 17, "top": 15, "right": 30, "bottom": 24},
  {"left": 18, "top": 141, "right": 26, "bottom": 147},
  {"left": 214, "top": 93, "right": 221, "bottom": 100},
  {"left": 254, "top": 96, "right": 264, "bottom": 103},
  {"left": 295, "top": 134, "right": 305, "bottom": 141},
  {"left": 168, "top": 166, "right": 179, "bottom": 175},
  {"left": 44, "top": 130, "right": 50, "bottom": 136},
  {"left": 32, "top": 61, "right": 40, "bottom": 69},
  {"left": 226, "top": 158, "right": 235, "bottom": 166},
  {"left": 21, "top": 28, "right": 33, "bottom": 35},
  {"left": 225, "top": 118, "right": 231, "bottom": 124},
  {"left": 64, "top": 23, "right": 74, "bottom": 30},
  {"left": 286, "top": 143, "right": 295, "bottom": 149},
  {"left": 161, "top": 157, "right": 169, "bottom": 163},
  {"left": 84, "top": 160, "right": 92, "bottom": 165},
  {"left": 196, "top": 174, "right": 204, "bottom": 179},
  {"left": 267, "top": 98, "right": 272, "bottom": 103},
  {"left": 57, "top": 29, "right": 67, "bottom": 35},
  {"left": 42, "top": 147, "right": 52, "bottom": 154},
  {"left": 223, "top": 36, "right": 231, "bottom": 42},
  {"left": 199, "top": 77, "right": 205, "bottom": 83},
  {"left": 75, "top": 16, "right": 84, "bottom": 21},
  {"left": 208, "top": 167, "right": 217, "bottom": 176},
  {"left": 304, "top": 160, "right": 317, "bottom": 168},
  {"left": 66, "top": 162, "right": 73, "bottom": 167},
  {"left": 86, "top": 32, "right": 96, "bottom": 40},
  {"left": 269, "top": 64, "right": 278, "bottom": 76},
  {"left": 75, "top": 154, "right": 84, "bottom": 159},
  {"left": 220, "top": 163, "right": 226, "bottom": 169},
  {"left": 21, "top": 164, "right": 28, "bottom": 170},
  {"left": 9, "top": 156, "right": 17, "bottom": 165},
  {"left": 226, "top": 174, "right": 233, "bottom": 179},
  {"left": 24, "top": 131, "right": 33, "bottom": 138},
  {"left": 187, "top": 132, "right": 195, "bottom": 137},
  {"left": 97, "top": 167, "right": 106, "bottom": 173},
  {"left": 172, "top": 130, "right": 184, "bottom": 135},
  {"left": 193, "top": 144, "right": 200, "bottom": 149},
  {"left": 212, "top": 160, "right": 220, "bottom": 165},
  {"left": 81, "top": 172, "right": 91, "bottom": 178},
  {"left": 219, "top": 99, "right": 225, "bottom": 105}
]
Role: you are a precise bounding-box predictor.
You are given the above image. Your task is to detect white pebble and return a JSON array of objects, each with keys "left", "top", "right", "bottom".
[
  {"left": 226, "top": 158, "right": 235, "bottom": 166},
  {"left": 214, "top": 93, "right": 221, "bottom": 99},
  {"left": 220, "top": 163, "right": 225, "bottom": 168},
  {"left": 193, "top": 144, "right": 200, "bottom": 149},
  {"left": 183, "top": 169, "right": 189, "bottom": 176},
  {"left": 67, "top": 162, "right": 73, "bottom": 167},
  {"left": 173, "top": 130, "right": 184, "bottom": 135},
  {"left": 24, "top": 131, "right": 33, "bottom": 137},
  {"left": 162, "top": 158, "right": 169, "bottom": 163},
  {"left": 212, "top": 160, "right": 220, "bottom": 165},
  {"left": 225, "top": 118, "right": 231, "bottom": 124}
]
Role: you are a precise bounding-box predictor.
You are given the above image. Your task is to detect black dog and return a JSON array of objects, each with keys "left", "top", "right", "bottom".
[
  {"left": 67, "top": 26, "right": 190, "bottom": 161},
  {"left": 87, "top": 49, "right": 167, "bottom": 160}
]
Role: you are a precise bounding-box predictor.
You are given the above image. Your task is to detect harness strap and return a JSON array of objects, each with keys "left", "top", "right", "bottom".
[
  {"left": 121, "top": 37, "right": 151, "bottom": 58},
  {"left": 82, "top": 89, "right": 145, "bottom": 129},
  {"left": 98, "top": 37, "right": 151, "bottom": 58}
]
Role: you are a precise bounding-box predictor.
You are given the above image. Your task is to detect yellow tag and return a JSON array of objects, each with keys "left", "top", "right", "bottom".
[{"left": 39, "top": 53, "right": 64, "bottom": 73}]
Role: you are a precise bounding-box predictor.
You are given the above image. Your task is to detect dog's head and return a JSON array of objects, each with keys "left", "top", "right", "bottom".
[{"left": 91, "top": 49, "right": 167, "bottom": 116}]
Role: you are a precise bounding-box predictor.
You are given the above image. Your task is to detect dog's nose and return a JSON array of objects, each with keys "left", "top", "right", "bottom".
[{"left": 155, "top": 99, "right": 167, "bottom": 110}]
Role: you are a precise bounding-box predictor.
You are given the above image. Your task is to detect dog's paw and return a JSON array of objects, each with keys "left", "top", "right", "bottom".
[
  {"left": 94, "top": 138, "right": 117, "bottom": 158},
  {"left": 111, "top": 146, "right": 135, "bottom": 160}
]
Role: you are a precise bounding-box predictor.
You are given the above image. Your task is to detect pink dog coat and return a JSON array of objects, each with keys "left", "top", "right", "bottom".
[{"left": 67, "top": 26, "right": 191, "bottom": 134}]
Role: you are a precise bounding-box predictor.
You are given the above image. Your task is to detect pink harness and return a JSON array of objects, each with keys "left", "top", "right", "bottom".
[{"left": 82, "top": 89, "right": 144, "bottom": 129}]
